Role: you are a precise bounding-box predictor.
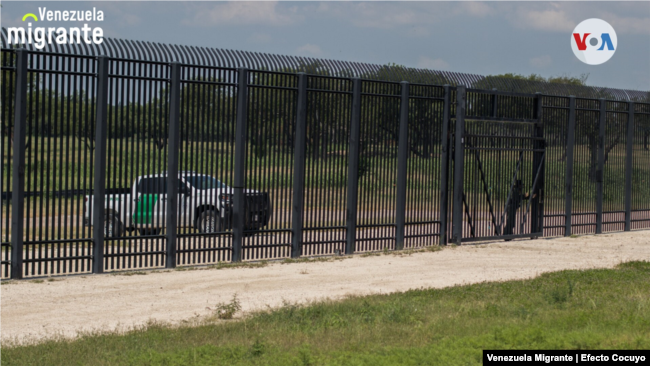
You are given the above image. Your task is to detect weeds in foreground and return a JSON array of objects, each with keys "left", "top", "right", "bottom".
[
  {"left": 214, "top": 294, "right": 242, "bottom": 320},
  {"left": 281, "top": 256, "right": 346, "bottom": 265},
  {"left": 547, "top": 279, "right": 575, "bottom": 305},
  {"left": 114, "top": 271, "right": 148, "bottom": 277},
  {"left": 360, "top": 252, "right": 381, "bottom": 258},
  {"left": 392, "top": 246, "right": 442, "bottom": 257},
  {"left": 209, "top": 261, "right": 269, "bottom": 270}
]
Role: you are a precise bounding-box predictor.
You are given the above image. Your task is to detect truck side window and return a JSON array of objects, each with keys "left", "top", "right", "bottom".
[
  {"left": 178, "top": 181, "right": 190, "bottom": 194},
  {"left": 137, "top": 178, "right": 189, "bottom": 194},
  {"left": 137, "top": 178, "right": 167, "bottom": 194}
]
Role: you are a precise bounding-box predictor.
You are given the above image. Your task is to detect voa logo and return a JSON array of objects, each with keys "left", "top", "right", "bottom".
[{"left": 571, "top": 18, "right": 617, "bottom": 65}]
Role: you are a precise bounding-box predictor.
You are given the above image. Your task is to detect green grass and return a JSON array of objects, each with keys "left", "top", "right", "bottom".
[
  {"left": 3, "top": 261, "right": 649, "bottom": 366},
  {"left": 3, "top": 137, "right": 649, "bottom": 206}
]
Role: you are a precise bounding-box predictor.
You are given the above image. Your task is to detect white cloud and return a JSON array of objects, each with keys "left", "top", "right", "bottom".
[
  {"left": 317, "top": 2, "right": 650, "bottom": 37},
  {"left": 296, "top": 44, "right": 322, "bottom": 57},
  {"left": 417, "top": 56, "right": 449, "bottom": 70},
  {"left": 529, "top": 55, "right": 552, "bottom": 68},
  {"left": 315, "top": 2, "right": 494, "bottom": 31},
  {"left": 459, "top": 2, "right": 494, "bottom": 18},
  {"left": 317, "top": 2, "right": 439, "bottom": 30},
  {"left": 512, "top": 8, "right": 575, "bottom": 33},
  {"left": 92, "top": 2, "right": 142, "bottom": 26},
  {"left": 351, "top": 3, "right": 419, "bottom": 29},
  {"left": 182, "top": 2, "right": 300, "bottom": 27},
  {"left": 601, "top": 13, "right": 650, "bottom": 35}
]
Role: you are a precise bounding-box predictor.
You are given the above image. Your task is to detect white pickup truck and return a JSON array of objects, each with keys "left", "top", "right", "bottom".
[{"left": 84, "top": 172, "right": 271, "bottom": 237}]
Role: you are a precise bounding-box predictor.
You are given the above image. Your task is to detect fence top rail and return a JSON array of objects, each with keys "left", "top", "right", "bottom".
[
  {"left": 108, "top": 73, "right": 169, "bottom": 82},
  {"left": 108, "top": 56, "right": 170, "bottom": 66},
  {"left": 248, "top": 84, "right": 297, "bottom": 92},
  {"left": 304, "top": 74, "right": 355, "bottom": 82},
  {"left": 408, "top": 82, "right": 447, "bottom": 89},
  {"left": 27, "top": 68, "right": 95, "bottom": 77},
  {"left": 541, "top": 98, "right": 650, "bottom": 109},
  {"left": 361, "top": 91, "right": 401, "bottom": 98},
  {"left": 467, "top": 87, "right": 538, "bottom": 99},
  {"left": 248, "top": 68, "right": 298, "bottom": 77},
  {"left": 305, "top": 88, "right": 353, "bottom": 95},
  {"left": 3, "top": 29, "right": 647, "bottom": 102},
  {"left": 23, "top": 49, "right": 96, "bottom": 60},
  {"left": 181, "top": 79, "right": 237, "bottom": 87},
  {"left": 180, "top": 63, "right": 237, "bottom": 72},
  {"left": 407, "top": 95, "right": 445, "bottom": 101}
]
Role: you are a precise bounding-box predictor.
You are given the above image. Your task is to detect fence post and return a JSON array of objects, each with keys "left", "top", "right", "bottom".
[
  {"left": 291, "top": 73, "right": 308, "bottom": 258},
  {"left": 10, "top": 49, "right": 28, "bottom": 279},
  {"left": 531, "top": 92, "right": 545, "bottom": 235},
  {"left": 165, "top": 62, "right": 181, "bottom": 269},
  {"left": 91, "top": 55, "right": 109, "bottom": 274},
  {"left": 565, "top": 96, "right": 577, "bottom": 236},
  {"left": 232, "top": 68, "right": 248, "bottom": 262},
  {"left": 624, "top": 101, "right": 635, "bottom": 231},
  {"left": 451, "top": 85, "right": 466, "bottom": 245},
  {"left": 395, "top": 81, "right": 409, "bottom": 251},
  {"left": 345, "top": 78, "right": 362, "bottom": 255},
  {"left": 595, "top": 99, "right": 606, "bottom": 234},
  {"left": 438, "top": 85, "right": 451, "bottom": 245}
]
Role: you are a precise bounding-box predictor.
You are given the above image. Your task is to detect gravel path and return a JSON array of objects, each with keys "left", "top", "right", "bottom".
[{"left": 2, "top": 230, "right": 649, "bottom": 344}]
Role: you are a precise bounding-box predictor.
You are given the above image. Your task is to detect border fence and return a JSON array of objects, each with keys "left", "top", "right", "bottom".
[{"left": 1, "top": 41, "right": 649, "bottom": 279}]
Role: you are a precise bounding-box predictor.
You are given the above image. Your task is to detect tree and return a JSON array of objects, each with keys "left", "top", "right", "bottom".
[
  {"left": 483, "top": 73, "right": 648, "bottom": 182},
  {"left": 356, "top": 63, "right": 450, "bottom": 161}
]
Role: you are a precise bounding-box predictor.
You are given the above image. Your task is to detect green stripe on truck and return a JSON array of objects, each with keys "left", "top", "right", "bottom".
[{"left": 133, "top": 194, "right": 158, "bottom": 224}]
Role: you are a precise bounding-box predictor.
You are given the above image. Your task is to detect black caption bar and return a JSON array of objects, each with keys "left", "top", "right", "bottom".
[{"left": 483, "top": 350, "right": 649, "bottom": 365}]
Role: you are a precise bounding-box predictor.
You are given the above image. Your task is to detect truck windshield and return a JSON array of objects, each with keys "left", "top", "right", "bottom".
[{"left": 184, "top": 175, "right": 224, "bottom": 190}]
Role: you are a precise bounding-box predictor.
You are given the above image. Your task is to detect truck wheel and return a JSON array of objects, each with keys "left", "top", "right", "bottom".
[
  {"left": 104, "top": 213, "right": 124, "bottom": 238},
  {"left": 198, "top": 210, "right": 222, "bottom": 233}
]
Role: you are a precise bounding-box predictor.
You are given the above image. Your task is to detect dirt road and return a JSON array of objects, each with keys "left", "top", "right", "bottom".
[{"left": 2, "top": 231, "right": 649, "bottom": 344}]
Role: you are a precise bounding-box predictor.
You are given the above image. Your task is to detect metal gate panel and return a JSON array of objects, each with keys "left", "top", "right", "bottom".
[{"left": 451, "top": 87, "right": 545, "bottom": 243}]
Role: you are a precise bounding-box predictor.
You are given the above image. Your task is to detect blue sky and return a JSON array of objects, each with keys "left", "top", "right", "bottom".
[{"left": 2, "top": 1, "right": 649, "bottom": 91}]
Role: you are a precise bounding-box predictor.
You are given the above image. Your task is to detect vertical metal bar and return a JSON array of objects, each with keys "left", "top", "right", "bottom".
[
  {"left": 92, "top": 56, "right": 109, "bottom": 274},
  {"left": 451, "top": 86, "right": 466, "bottom": 244},
  {"left": 531, "top": 93, "right": 545, "bottom": 235},
  {"left": 595, "top": 99, "right": 606, "bottom": 234},
  {"left": 345, "top": 78, "right": 362, "bottom": 255},
  {"left": 165, "top": 62, "right": 181, "bottom": 268},
  {"left": 10, "top": 49, "right": 28, "bottom": 279},
  {"left": 395, "top": 81, "right": 409, "bottom": 250},
  {"left": 439, "top": 85, "right": 451, "bottom": 245},
  {"left": 291, "top": 73, "right": 308, "bottom": 258},
  {"left": 565, "top": 96, "right": 577, "bottom": 236},
  {"left": 232, "top": 68, "right": 248, "bottom": 262},
  {"left": 624, "top": 101, "right": 635, "bottom": 231}
]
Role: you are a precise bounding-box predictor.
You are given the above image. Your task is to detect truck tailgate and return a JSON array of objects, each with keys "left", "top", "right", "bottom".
[{"left": 244, "top": 192, "right": 271, "bottom": 228}]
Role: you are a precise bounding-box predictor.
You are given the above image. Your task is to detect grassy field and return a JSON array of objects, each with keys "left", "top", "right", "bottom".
[
  {"left": 2, "top": 261, "right": 649, "bottom": 365},
  {"left": 3, "top": 136, "right": 648, "bottom": 197}
]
